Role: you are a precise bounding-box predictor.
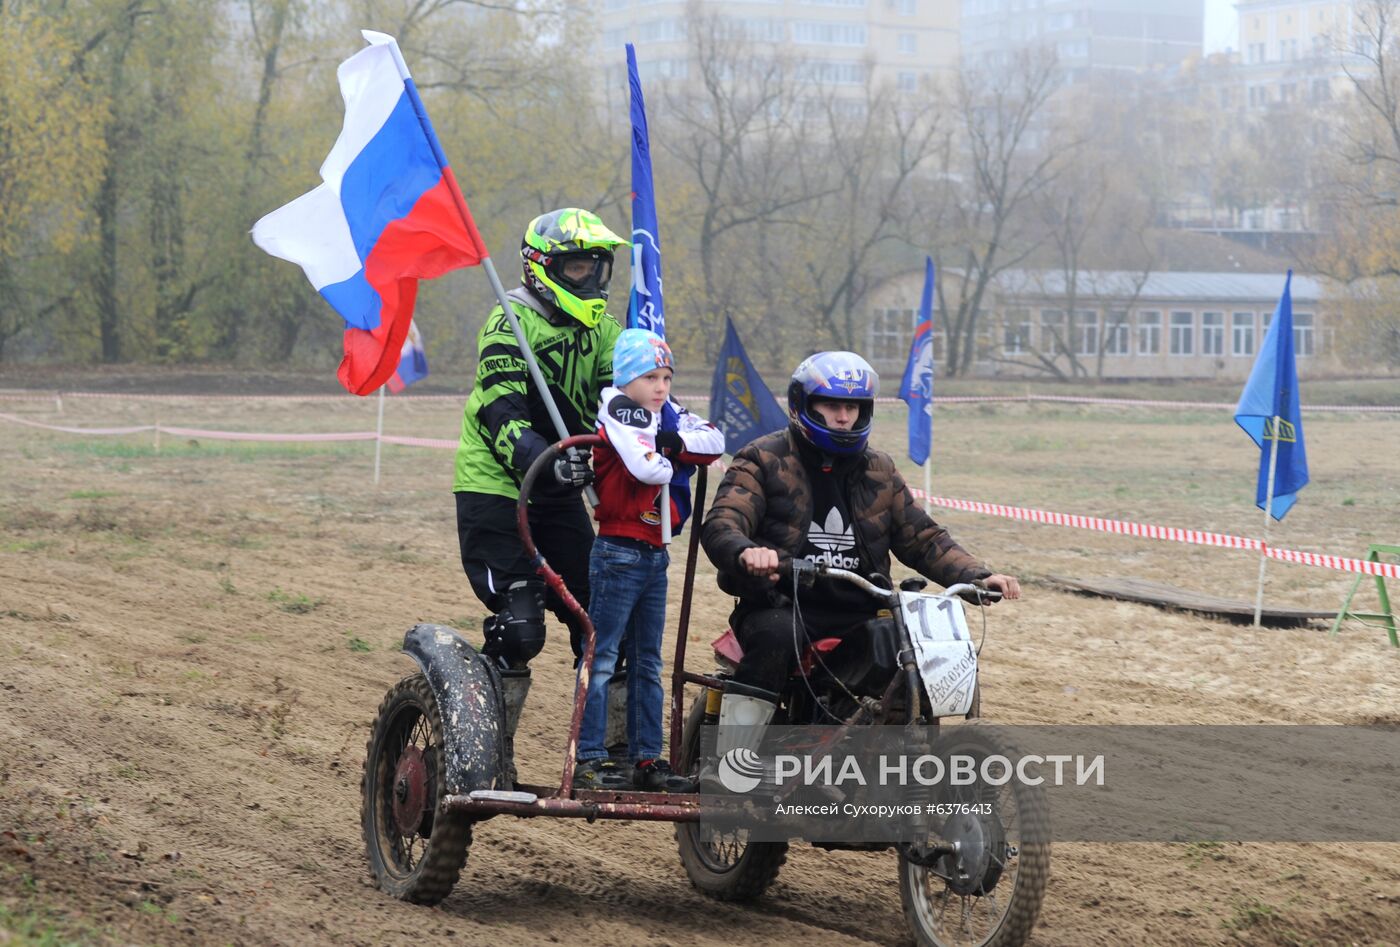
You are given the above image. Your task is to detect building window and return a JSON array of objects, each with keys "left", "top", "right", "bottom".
[
  {"left": 1040, "top": 309, "right": 1066, "bottom": 353},
  {"left": 1294, "top": 312, "right": 1314, "bottom": 356},
  {"left": 1170, "top": 311, "right": 1194, "bottom": 355},
  {"left": 1073, "top": 310, "right": 1098, "bottom": 356},
  {"left": 869, "top": 307, "right": 915, "bottom": 362},
  {"left": 1003, "top": 309, "right": 1031, "bottom": 354},
  {"left": 1201, "top": 312, "right": 1224, "bottom": 355},
  {"left": 793, "top": 21, "right": 868, "bottom": 45},
  {"left": 1232, "top": 312, "right": 1255, "bottom": 356},
  {"left": 897, "top": 71, "right": 917, "bottom": 91},
  {"left": 1102, "top": 310, "right": 1129, "bottom": 355},
  {"left": 898, "top": 0, "right": 916, "bottom": 15},
  {"left": 796, "top": 59, "right": 865, "bottom": 84},
  {"left": 1137, "top": 311, "right": 1161, "bottom": 355},
  {"left": 898, "top": 32, "right": 916, "bottom": 54}
]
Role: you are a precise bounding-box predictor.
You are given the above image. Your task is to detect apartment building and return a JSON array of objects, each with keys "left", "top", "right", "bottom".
[
  {"left": 960, "top": 0, "right": 1203, "bottom": 81},
  {"left": 1236, "top": 0, "right": 1365, "bottom": 110},
  {"left": 595, "top": 0, "right": 961, "bottom": 94}
]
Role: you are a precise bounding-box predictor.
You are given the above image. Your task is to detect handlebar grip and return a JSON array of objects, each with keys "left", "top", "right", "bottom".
[
  {"left": 789, "top": 557, "right": 817, "bottom": 588},
  {"left": 960, "top": 585, "right": 1003, "bottom": 605},
  {"left": 777, "top": 558, "right": 818, "bottom": 588}
]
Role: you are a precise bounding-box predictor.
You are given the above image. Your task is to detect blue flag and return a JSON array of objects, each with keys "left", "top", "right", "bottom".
[
  {"left": 625, "top": 43, "right": 664, "bottom": 337},
  {"left": 386, "top": 320, "right": 428, "bottom": 393},
  {"left": 898, "top": 258, "right": 936, "bottom": 465},
  {"left": 710, "top": 318, "right": 788, "bottom": 455},
  {"left": 624, "top": 44, "right": 693, "bottom": 528},
  {"left": 1234, "top": 270, "right": 1309, "bottom": 520}
]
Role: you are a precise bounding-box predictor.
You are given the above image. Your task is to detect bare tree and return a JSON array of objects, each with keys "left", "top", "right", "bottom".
[
  {"left": 795, "top": 82, "right": 949, "bottom": 353},
  {"left": 659, "top": 10, "right": 831, "bottom": 361},
  {"left": 1314, "top": 0, "right": 1400, "bottom": 364},
  {"left": 936, "top": 50, "right": 1069, "bottom": 377}
]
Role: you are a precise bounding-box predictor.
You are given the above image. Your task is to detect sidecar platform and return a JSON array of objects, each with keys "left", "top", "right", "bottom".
[{"left": 444, "top": 784, "right": 711, "bottom": 823}]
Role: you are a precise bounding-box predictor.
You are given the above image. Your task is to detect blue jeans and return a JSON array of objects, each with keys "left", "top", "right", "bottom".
[{"left": 578, "top": 536, "right": 669, "bottom": 762}]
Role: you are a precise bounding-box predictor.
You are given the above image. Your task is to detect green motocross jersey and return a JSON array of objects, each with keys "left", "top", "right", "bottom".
[{"left": 454, "top": 287, "right": 622, "bottom": 499}]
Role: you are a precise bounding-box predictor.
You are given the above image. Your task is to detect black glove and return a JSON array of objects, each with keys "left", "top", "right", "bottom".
[
  {"left": 654, "top": 430, "right": 684, "bottom": 457},
  {"left": 551, "top": 450, "right": 594, "bottom": 490}
]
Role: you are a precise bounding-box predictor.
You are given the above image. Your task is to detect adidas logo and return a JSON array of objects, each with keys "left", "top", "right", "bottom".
[{"left": 808, "top": 508, "right": 855, "bottom": 553}]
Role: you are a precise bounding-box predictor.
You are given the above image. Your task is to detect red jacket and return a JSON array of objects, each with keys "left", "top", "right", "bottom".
[{"left": 593, "top": 387, "right": 725, "bottom": 546}]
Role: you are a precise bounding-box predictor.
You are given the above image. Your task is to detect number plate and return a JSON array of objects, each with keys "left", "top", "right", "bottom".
[{"left": 899, "top": 592, "right": 977, "bottom": 718}]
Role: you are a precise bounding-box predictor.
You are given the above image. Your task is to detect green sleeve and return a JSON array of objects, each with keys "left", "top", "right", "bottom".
[{"left": 472, "top": 306, "right": 553, "bottom": 478}]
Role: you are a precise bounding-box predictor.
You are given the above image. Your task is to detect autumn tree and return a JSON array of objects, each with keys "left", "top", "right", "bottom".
[{"left": 0, "top": 2, "right": 106, "bottom": 359}]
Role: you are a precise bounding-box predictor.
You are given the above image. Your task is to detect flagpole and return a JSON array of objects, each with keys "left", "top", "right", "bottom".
[
  {"left": 374, "top": 386, "right": 386, "bottom": 486},
  {"left": 369, "top": 32, "right": 596, "bottom": 505},
  {"left": 923, "top": 405, "right": 933, "bottom": 515},
  {"left": 1252, "top": 415, "right": 1280, "bottom": 627}
]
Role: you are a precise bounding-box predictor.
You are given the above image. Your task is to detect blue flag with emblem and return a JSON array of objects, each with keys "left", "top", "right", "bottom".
[
  {"left": 625, "top": 43, "right": 664, "bottom": 337},
  {"left": 710, "top": 318, "right": 788, "bottom": 455},
  {"left": 624, "top": 43, "right": 694, "bottom": 528},
  {"left": 1234, "top": 270, "right": 1309, "bottom": 520},
  {"left": 898, "top": 258, "right": 936, "bottom": 466}
]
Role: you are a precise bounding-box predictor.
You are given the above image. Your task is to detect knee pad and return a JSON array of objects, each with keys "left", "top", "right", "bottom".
[{"left": 483, "top": 580, "right": 546, "bottom": 668}]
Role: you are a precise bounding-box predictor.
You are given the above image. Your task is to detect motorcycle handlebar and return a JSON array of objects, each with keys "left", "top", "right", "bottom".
[{"left": 779, "top": 560, "right": 1002, "bottom": 605}]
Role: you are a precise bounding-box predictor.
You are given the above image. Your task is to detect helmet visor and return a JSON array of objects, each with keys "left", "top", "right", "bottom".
[{"left": 550, "top": 251, "right": 613, "bottom": 299}]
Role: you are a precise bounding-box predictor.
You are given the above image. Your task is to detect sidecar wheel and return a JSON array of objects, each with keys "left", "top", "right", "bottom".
[
  {"left": 674, "top": 695, "right": 788, "bottom": 902},
  {"left": 362, "top": 673, "right": 473, "bottom": 904}
]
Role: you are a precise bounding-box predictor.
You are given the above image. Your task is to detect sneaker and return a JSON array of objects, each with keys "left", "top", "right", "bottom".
[
  {"left": 572, "top": 758, "right": 631, "bottom": 791},
  {"left": 633, "top": 758, "right": 697, "bottom": 793}
]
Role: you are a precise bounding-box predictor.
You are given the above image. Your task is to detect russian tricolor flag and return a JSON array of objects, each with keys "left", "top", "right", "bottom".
[
  {"left": 252, "top": 31, "right": 485, "bottom": 396},
  {"left": 386, "top": 320, "right": 428, "bottom": 392}
]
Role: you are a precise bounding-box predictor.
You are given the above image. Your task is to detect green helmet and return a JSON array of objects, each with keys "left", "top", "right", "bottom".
[{"left": 520, "top": 208, "right": 628, "bottom": 328}]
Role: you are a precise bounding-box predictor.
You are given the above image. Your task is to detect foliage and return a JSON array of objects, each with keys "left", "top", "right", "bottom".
[
  {"left": 1, "top": 0, "right": 1396, "bottom": 374},
  {"left": 0, "top": 2, "right": 108, "bottom": 359}
]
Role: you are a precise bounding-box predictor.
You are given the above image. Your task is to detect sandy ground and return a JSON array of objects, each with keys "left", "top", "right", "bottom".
[{"left": 2, "top": 378, "right": 1399, "bottom": 945}]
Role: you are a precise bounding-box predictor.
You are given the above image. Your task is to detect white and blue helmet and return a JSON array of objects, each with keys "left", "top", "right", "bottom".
[
  {"left": 788, "top": 351, "right": 879, "bottom": 455},
  {"left": 612, "top": 328, "right": 674, "bottom": 388}
]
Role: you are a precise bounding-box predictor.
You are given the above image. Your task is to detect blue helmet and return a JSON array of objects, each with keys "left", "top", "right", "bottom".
[
  {"left": 788, "top": 351, "right": 879, "bottom": 455},
  {"left": 612, "top": 328, "right": 674, "bottom": 388}
]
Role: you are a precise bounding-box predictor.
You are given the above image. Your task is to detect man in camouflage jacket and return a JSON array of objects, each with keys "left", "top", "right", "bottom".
[{"left": 701, "top": 351, "right": 1020, "bottom": 699}]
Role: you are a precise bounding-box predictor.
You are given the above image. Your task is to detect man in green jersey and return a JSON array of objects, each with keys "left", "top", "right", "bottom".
[{"left": 454, "top": 209, "right": 626, "bottom": 747}]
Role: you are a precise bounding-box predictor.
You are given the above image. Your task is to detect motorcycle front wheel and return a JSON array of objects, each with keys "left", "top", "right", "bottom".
[{"left": 896, "top": 726, "right": 1050, "bottom": 947}]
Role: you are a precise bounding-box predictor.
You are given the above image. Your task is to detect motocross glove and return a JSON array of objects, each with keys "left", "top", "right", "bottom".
[{"left": 551, "top": 450, "right": 594, "bottom": 490}]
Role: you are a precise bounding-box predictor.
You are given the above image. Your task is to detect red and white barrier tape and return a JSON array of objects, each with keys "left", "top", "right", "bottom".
[
  {"left": 3, "top": 390, "right": 1398, "bottom": 412},
  {"left": 1263, "top": 546, "right": 1400, "bottom": 577},
  {"left": 912, "top": 491, "right": 1263, "bottom": 551},
  {"left": 4, "top": 411, "right": 1396, "bottom": 581},
  {"left": 157, "top": 425, "right": 376, "bottom": 443},
  {"left": 0, "top": 412, "right": 155, "bottom": 436},
  {"left": 904, "top": 488, "right": 1398, "bottom": 580}
]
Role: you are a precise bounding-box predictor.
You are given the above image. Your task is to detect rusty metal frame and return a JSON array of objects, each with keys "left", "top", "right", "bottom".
[{"left": 442, "top": 433, "right": 715, "bottom": 823}]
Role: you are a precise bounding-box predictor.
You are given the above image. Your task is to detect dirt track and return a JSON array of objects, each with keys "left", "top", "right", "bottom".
[{"left": 2, "top": 381, "right": 1399, "bottom": 945}]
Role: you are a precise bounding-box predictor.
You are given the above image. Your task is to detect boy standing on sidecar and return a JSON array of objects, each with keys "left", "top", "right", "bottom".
[{"left": 574, "top": 329, "right": 725, "bottom": 792}]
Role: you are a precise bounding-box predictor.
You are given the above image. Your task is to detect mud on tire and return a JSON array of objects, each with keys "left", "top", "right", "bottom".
[
  {"left": 674, "top": 695, "right": 788, "bottom": 901},
  {"left": 361, "top": 672, "right": 473, "bottom": 904}
]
